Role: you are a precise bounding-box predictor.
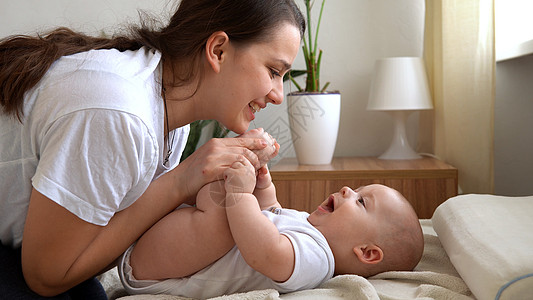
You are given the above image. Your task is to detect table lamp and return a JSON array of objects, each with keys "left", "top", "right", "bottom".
[{"left": 367, "top": 57, "right": 433, "bottom": 159}]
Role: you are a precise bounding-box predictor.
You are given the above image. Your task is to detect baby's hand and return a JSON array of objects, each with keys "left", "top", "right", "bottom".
[
  {"left": 238, "top": 128, "right": 279, "bottom": 167},
  {"left": 224, "top": 159, "right": 256, "bottom": 195}
]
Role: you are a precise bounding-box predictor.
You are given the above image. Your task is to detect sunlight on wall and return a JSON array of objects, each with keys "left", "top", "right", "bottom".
[{"left": 495, "top": 0, "right": 533, "bottom": 61}]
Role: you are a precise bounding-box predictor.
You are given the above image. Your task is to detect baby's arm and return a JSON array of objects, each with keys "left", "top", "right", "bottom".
[
  {"left": 224, "top": 160, "right": 295, "bottom": 282},
  {"left": 238, "top": 128, "right": 280, "bottom": 209},
  {"left": 253, "top": 165, "right": 281, "bottom": 210},
  {"left": 129, "top": 180, "right": 234, "bottom": 280},
  {"left": 129, "top": 129, "right": 279, "bottom": 281}
]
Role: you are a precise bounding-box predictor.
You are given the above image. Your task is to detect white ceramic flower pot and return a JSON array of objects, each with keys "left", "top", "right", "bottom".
[{"left": 287, "top": 92, "right": 341, "bottom": 165}]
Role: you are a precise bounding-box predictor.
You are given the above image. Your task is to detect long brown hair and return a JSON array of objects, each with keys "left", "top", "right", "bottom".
[{"left": 0, "top": 0, "right": 305, "bottom": 121}]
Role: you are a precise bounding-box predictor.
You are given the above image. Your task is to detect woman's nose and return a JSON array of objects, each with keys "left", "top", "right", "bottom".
[{"left": 267, "top": 79, "right": 284, "bottom": 105}]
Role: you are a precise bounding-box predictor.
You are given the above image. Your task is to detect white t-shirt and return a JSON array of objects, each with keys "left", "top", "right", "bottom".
[
  {"left": 119, "top": 208, "right": 335, "bottom": 298},
  {"left": 0, "top": 47, "right": 189, "bottom": 248}
]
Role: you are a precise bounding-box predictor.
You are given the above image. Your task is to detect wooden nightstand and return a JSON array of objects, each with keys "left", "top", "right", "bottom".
[{"left": 270, "top": 157, "right": 458, "bottom": 219}]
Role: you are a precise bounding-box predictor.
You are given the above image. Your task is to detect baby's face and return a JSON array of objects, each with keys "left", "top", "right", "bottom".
[{"left": 308, "top": 184, "right": 409, "bottom": 246}]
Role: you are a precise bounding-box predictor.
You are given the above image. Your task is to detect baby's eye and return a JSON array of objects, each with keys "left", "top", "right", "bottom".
[{"left": 358, "top": 197, "right": 366, "bottom": 208}]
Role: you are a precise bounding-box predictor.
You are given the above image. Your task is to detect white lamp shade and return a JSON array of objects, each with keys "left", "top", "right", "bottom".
[{"left": 367, "top": 57, "right": 433, "bottom": 111}]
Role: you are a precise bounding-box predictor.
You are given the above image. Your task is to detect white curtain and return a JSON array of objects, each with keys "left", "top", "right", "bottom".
[{"left": 420, "top": 0, "right": 495, "bottom": 193}]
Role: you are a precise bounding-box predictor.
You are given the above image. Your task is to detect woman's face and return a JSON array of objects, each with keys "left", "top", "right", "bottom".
[{"left": 212, "top": 23, "right": 301, "bottom": 134}]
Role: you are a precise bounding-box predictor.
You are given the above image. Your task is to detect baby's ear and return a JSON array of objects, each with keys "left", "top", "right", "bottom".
[{"left": 353, "top": 244, "right": 383, "bottom": 265}]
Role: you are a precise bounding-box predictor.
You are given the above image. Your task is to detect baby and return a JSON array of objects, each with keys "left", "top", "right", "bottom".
[{"left": 119, "top": 129, "right": 424, "bottom": 299}]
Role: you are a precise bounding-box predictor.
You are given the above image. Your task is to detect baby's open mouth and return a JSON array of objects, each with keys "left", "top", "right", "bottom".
[{"left": 324, "top": 195, "right": 335, "bottom": 212}]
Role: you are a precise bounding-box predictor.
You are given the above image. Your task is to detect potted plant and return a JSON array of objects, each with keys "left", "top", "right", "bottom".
[
  {"left": 180, "top": 120, "right": 229, "bottom": 162},
  {"left": 285, "top": 0, "right": 341, "bottom": 165}
]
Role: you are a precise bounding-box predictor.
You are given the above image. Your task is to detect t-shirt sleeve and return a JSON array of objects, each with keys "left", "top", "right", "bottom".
[
  {"left": 274, "top": 232, "right": 334, "bottom": 292},
  {"left": 32, "top": 109, "right": 158, "bottom": 226}
]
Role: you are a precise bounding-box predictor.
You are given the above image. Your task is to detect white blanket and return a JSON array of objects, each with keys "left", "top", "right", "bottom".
[{"left": 98, "top": 220, "right": 474, "bottom": 300}]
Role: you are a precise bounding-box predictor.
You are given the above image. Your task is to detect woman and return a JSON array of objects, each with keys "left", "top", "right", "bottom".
[{"left": 0, "top": 0, "right": 304, "bottom": 298}]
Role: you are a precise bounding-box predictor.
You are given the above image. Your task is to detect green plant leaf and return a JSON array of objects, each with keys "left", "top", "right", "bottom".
[
  {"left": 283, "top": 69, "right": 307, "bottom": 81},
  {"left": 297, "top": 0, "right": 329, "bottom": 93},
  {"left": 290, "top": 76, "right": 303, "bottom": 92},
  {"left": 320, "top": 82, "right": 330, "bottom": 93},
  {"left": 180, "top": 120, "right": 228, "bottom": 162}
]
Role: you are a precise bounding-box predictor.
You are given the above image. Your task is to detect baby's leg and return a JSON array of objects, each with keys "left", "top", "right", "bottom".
[{"left": 129, "top": 180, "right": 234, "bottom": 280}]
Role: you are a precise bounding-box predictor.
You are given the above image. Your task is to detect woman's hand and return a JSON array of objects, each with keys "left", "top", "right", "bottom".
[
  {"left": 238, "top": 128, "right": 279, "bottom": 167},
  {"left": 174, "top": 135, "right": 269, "bottom": 203}
]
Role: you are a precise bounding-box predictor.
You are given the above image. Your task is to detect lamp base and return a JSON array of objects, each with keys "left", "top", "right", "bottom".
[{"left": 379, "top": 110, "right": 422, "bottom": 160}]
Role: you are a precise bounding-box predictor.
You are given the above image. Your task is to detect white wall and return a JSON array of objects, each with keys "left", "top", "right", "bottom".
[
  {"left": 0, "top": 0, "right": 171, "bottom": 37},
  {"left": 249, "top": 0, "right": 426, "bottom": 164},
  {"left": 0, "top": 0, "right": 426, "bottom": 165}
]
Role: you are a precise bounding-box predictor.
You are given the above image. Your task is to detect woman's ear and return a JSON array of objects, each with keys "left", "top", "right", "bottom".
[
  {"left": 205, "top": 31, "right": 230, "bottom": 73},
  {"left": 353, "top": 244, "right": 383, "bottom": 265}
]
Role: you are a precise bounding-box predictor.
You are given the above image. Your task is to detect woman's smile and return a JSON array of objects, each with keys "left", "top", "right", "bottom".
[{"left": 247, "top": 101, "right": 263, "bottom": 121}]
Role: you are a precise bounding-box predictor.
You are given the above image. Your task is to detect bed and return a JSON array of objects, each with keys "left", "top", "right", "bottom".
[{"left": 98, "top": 194, "right": 533, "bottom": 300}]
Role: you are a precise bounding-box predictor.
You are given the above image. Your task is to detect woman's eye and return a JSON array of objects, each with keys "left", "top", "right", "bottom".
[
  {"left": 269, "top": 68, "right": 281, "bottom": 78},
  {"left": 358, "top": 198, "right": 366, "bottom": 208}
]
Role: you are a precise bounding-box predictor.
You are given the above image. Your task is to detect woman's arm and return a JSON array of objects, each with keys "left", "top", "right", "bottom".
[
  {"left": 224, "top": 161, "right": 294, "bottom": 283},
  {"left": 22, "top": 171, "right": 184, "bottom": 297},
  {"left": 22, "top": 137, "right": 267, "bottom": 297}
]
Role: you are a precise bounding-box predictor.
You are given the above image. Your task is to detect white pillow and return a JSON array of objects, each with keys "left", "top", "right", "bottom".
[{"left": 432, "top": 194, "right": 533, "bottom": 300}]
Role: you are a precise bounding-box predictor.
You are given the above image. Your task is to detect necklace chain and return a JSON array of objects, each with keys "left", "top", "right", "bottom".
[{"left": 162, "top": 85, "right": 175, "bottom": 166}]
